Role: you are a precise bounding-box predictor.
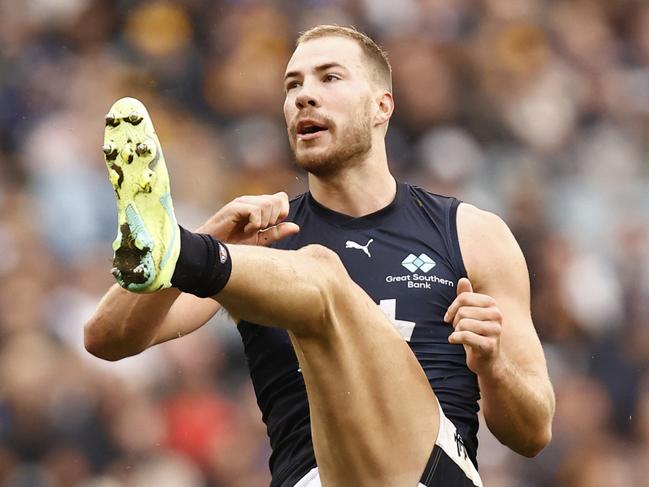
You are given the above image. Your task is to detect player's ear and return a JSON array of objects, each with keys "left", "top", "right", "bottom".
[{"left": 374, "top": 91, "right": 394, "bottom": 127}]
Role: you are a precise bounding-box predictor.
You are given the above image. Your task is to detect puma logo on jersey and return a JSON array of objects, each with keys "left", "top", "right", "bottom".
[{"left": 345, "top": 238, "right": 374, "bottom": 258}]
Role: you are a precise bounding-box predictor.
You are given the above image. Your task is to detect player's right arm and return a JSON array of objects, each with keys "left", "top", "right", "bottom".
[{"left": 84, "top": 192, "right": 299, "bottom": 361}]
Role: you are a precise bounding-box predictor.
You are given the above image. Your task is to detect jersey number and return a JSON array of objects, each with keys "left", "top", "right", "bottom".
[{"left": 379, "top": 299, "right": 416, "bottom": 342}]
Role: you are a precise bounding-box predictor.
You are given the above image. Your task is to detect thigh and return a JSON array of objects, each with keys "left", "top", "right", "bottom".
[{"left": 290, "top": 278, "right": 440, "bottom": 487}]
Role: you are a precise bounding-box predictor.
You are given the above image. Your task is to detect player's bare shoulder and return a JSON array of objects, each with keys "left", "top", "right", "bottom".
[{"left": 456, "top": 202, "right": 528, "bottom": 289}]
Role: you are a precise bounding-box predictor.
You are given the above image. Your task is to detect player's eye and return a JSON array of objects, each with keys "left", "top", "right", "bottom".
[
  {"left": 323, "top": 73, "right": 341, "bottom": 83},
  {"left": 286, "top": 80, "right": 301, "bottom": 91}
]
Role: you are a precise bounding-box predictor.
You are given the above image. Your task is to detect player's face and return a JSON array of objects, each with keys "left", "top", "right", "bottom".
[{"left": 284, "top": 37, "right": 376, "bottom": 176}]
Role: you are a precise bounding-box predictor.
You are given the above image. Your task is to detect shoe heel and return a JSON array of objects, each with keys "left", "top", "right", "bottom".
[{"left": 112, "top": 205, "right": 156, "bottom": 291}]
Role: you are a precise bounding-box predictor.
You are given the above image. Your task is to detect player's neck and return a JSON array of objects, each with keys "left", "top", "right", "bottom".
[{"left": 308, "top": 150, "right": 396, "bottom": 218}]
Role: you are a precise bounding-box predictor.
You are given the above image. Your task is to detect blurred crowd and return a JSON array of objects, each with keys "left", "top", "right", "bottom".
[{"left": 1, "top": 0, "right": 648, "bottom": 485}]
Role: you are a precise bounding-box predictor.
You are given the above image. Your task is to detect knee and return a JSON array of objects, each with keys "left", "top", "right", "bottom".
[
  {"left": 293, "top": 245, "right": 352, "bottom": 335},
  {"left": 297, "top": 244, "right": 350, "bottom": 299},
  {"left": 298, "top": 244, "right": 345, "bottom": 272},
  {"left": 299, "top": 244, "right": 338, "bottom": 261}
]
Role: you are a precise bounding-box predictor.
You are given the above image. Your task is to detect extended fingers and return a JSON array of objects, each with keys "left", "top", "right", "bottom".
[
  {"left": 450, "top": 306, "right": 503, "bottom": 328},
  {"left": 448, "top": 330, "right": 498, "bottom": 354},
  {"left": 452, "top": 318, "right": 502, "bottom": 337},
  {"left": 444, "top": 292, "right": 497, "bottom": 323}
]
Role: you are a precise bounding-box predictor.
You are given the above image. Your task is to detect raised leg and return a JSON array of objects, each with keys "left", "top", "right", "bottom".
[{"left": 217, "top": 244, "right": 440, "bottom": 486}]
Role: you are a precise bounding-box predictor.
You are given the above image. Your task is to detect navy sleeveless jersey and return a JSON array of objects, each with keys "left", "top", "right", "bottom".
[{"left": 237, "top": 182, "right": 480, "bottom": 487}]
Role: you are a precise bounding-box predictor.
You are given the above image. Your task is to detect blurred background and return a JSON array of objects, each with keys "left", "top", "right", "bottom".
[{"left": 1, "top": 0, "right": 649, "bottom": 485}]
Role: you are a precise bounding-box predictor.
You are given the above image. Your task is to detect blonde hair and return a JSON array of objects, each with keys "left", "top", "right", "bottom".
[{"left": 297, "top": 25, "right": 392, "bottom": 91}]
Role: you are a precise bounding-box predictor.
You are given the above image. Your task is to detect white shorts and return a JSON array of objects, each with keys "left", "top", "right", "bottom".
[
  {"left": 292, "top": 399, "right": 483, "bottom": 487},
  {"left": 293, "top": 468, "right": 432, "bottom": 487}
]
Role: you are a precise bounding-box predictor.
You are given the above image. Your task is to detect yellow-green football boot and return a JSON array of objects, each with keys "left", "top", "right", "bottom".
[{"left": 103, "top": 97, "right": 180, "bottom": 293}]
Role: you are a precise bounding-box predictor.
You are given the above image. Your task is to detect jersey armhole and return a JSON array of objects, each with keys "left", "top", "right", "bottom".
[{"left": 447, "top": 199, "right": 468, "bottom": 279}]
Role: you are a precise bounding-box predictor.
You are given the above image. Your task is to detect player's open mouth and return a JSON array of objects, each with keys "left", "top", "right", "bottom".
[{"left": 297, "top": 120, "right": 329, "bottom": 141}]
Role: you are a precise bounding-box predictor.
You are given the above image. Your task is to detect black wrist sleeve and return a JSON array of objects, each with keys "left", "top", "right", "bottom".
[{"left": 170, "top": 226, "right": 232, "bottom": 298}]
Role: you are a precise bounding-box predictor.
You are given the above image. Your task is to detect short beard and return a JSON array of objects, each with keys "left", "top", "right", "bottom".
[{"left": 290, "top": 114, "right": 372, "bottom": 177}]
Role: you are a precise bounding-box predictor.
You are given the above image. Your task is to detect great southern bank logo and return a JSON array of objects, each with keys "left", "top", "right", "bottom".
[
  {"left": 386, "top": 252, "right": 454, "bottom": 289},
  {"left": 401, "top": 253, "right": 436, "bottom": 273}
]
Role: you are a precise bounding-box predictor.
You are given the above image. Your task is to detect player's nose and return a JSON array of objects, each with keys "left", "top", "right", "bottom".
[{"left": 295, "top": 81, "right": 321, "bottom": 110}]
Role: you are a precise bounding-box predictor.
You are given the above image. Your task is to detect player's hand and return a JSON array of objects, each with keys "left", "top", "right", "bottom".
[
  {"left": 197, "top": 192, "right": 300, "bottom": 246},
  {"left": 444, "top": 278, "right": 504, "bottom": 376}
]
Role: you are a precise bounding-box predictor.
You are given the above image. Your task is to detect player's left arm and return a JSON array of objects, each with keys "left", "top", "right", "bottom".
[{"left": 446, "top": 203, "right": 555, "bottom": 457}]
